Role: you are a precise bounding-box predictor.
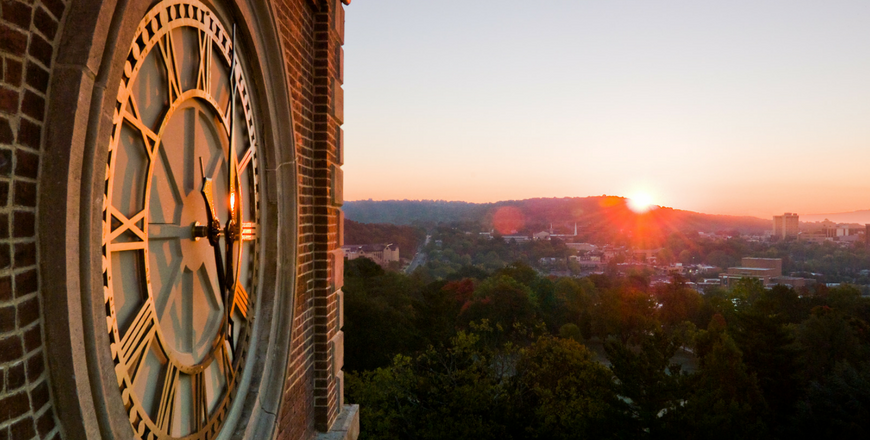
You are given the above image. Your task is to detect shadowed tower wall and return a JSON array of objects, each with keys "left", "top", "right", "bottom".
[{"left": 0, "top": 0, "right": 352, "bottom": 439}]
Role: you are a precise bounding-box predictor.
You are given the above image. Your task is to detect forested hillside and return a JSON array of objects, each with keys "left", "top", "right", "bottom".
[
  {"left": 344, "top": 258, "right": 870, "bottom": 439},
  {"left": 343, "top": 199, "right": 489, "bottom": 224},
  {"left": 343, "top": 219, "right": 426, "bottom": 255},
  {"left": 344, "top": 197, "right": 771, "bottom": 248}
]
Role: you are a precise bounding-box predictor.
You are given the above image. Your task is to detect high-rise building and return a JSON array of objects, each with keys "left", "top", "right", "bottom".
[{"left": 773, "top": 213, "right": 800, "bottom": 239}]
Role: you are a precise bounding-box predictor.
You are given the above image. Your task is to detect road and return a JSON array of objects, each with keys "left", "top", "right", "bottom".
[{"left": 404, "top": 235, "right": 431, "bottom": 273}]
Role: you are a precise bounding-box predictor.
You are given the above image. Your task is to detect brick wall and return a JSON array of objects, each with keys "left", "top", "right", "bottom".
[
  {"left": 311, "top": 0, "right": 344, "bottom": 431},
  {"left": 0, "top": 0, "right": 67, "bottom": 438},
  {"left": 0, "top": 0, "right": 347, "bottom": 438},
  {"left": 273, "top": 0, "right": 346, "bottom": 438}
]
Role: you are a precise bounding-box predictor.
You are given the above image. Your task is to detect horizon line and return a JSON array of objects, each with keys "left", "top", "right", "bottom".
[{"left": 344, "top": 196, "right": 870, "bottom": 221}]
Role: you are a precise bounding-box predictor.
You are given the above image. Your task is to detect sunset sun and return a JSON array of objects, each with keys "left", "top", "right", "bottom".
[{"left": 627, "top": 192, "right": 656, "bottom": 213}]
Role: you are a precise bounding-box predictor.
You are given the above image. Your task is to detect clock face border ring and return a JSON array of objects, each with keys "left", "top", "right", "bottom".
[{"left": 37, "top": 1, "right": 299, "bottom": 439}]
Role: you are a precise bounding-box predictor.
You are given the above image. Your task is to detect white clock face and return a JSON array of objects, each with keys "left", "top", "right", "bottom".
[{"left": 102, "top": 1, "right": 260, "bottom": 438}]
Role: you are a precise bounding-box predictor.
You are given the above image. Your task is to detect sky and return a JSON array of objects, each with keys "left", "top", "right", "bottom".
[{"left": 342, "top": 0, "right": 870, "bottom": 218}]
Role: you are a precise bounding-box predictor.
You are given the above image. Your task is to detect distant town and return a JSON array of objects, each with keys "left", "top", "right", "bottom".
[
  {"left": 341, "top": 202, "right": 870, "bottom": 438},
  {"left": 343, "top": 207, "right": 870, "bottom": 295}
]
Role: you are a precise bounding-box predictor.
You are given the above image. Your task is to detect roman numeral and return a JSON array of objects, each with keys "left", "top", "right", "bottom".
[
  {"left": 196, "top": 30, "right": 212, "bottom": 93},
  {"left": 123, "top": 94, "right": 159, "bottom": 157},
  {"left": 193, "top": 370, "right": 208, "bottom": 431},
  {"left": 223, "top": 101, "right": 233, "bottom": 135},
  {"left": 108, "top": 241, "right": 147, "bottom": 252},
  {"left": 241, "top": 222, "right": 257, "bottom": 241},
  {"left": 234, "top": 283, "right": 249, "bottom": 318},
  {"left": 107, "top": 206, "right": 147, "bottom": 251},
  {"left": 237, "top": 147, "right": 254, "bottom": 173},
  {"left": 156, "top": 363, "right": 180, "bottom": 432},
  {"left": 121, "top": 303, "right": 156, "bottom": 383},
  {"left": 157, "top": 31, "right": 183, "bottom": 103},
  {"left": 108, "top": 206, "right": 147, "bottom": 241},
  {"left": 222, "top": 342, "right": 235, "bottom": 378}
]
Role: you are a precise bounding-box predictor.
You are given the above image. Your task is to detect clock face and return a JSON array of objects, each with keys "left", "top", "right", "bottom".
[{"left": 102, "top": 1, "right": 260, "bottom": 438}]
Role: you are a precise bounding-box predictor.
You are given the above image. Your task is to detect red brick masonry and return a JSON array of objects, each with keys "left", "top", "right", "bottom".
[{"left": 0, "top": 0, "right": 351, "bottom": 439}]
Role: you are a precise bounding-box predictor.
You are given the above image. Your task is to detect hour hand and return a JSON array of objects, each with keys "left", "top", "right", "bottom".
[{"left": 195, "top": 158, "right": 222, "bottom": 246}]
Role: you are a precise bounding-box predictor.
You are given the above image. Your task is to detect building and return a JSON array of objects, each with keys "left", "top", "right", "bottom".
[
  {"left": 570, "top": 254, "right": 604, "bottom": 268},
  {"left": 799, "top": 230, "right": 829, "bottom": 243},
  {"left": 720, "top": 257, "right": 813, "bottom": 288},
  {"left": 800, "top": 219, "right": 859, "bottom": 243},
  {"left": 632, "top": 248, "right": 663, "bottom": 263},
  {"left": 503, "top": 234, "right": 531, "bottom": 243},
  {"left": 0, "top": 1, "right": 356, "bottom": 439},
  {"left": 773, "top": 213, "right": 800, "bottom": 239},
  {"left": 343, "top": 244, "right": 400, "bottom": 266},
  {"left": 567, "top": 243, "right": 597, "bottom": 253},
  {"left": 549, "top": 222, "right": 579, "bottom": 238},
  {"left": 721, "top": 268, "right": 780, "bottom": 286},
  {"left": 772, "top": 276, "right": 814, "bottom": 289},
  {"left": 721, "top": 257, "right": 782, "bottom": 286},
  {"left": 533, "top": 231, "right": 551, "bottom": 240}
]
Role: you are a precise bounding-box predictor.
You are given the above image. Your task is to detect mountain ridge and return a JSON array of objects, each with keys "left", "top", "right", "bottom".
[
  {"left": 343, "top": 197, "right": 771, "bottom": 247},
  {"left": 800, "top": 209, "right": 870, "bottom": 225}
]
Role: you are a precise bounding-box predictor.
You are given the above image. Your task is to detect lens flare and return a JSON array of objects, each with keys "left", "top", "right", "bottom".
[
  {"left": 627, "top": 192, "right": 655, "bottom": 213},
  {"left": 492, "top": 206, "right": 525, "bottom": 235}
]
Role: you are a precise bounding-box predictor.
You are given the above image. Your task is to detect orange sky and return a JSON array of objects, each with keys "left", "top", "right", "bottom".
[{"left": 343, "top": 1, "right": 870, "bottom": 219}]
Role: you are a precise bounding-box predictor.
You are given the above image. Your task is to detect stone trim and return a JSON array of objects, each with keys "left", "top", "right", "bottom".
[{"left": 314, "top": 405, "right": 359, "bottom": 440}]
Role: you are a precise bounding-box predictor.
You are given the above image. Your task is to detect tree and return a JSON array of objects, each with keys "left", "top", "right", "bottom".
[
  {"left": 705, "top": 249, "right": 737, "bottom": 271},
  {"left": 558, "top": 323, "right": 583, "bottom": 343},
  {"left": 680, "top": 316, "right": 768, "bottom": 439},
  {"left": 657, "top": 248, "right": 675, "bottom": 266},
  {"left": 656, "top": 276, "right": 704, "bottom": 329},
  {"left": 592, "top": 283, "right": 656, "bottom": 343},
  {"left": 731, "top": 299, "right": 801, "bottom": 432},
  {"left": 604, "top": 331, "right": 686, "bottom": 438},
  {"left": 414, "top": 279, "right": 456, "bottom": 348},
  {"left": 497, "top": 261, "right": 540, "bottom": 286},
  {"left": 346, "top": 330, "right": 513, "bottom": 440},
  {"left": 796, "top": 306, "right": 867, "bottom": 382},
  {"left": 605, "top": 331, "right": 689, "bottom": 438},
  {"left": 730, "top": 277, "right": 765, "bottom": 311},
  {"left": 553, "top": 277, "right": 595, "bottom": 335},
  {"left": 480, "top": 250, "right": 506, "bottom": 272},
  {"left": 530, "top": 277, "right": 561, "bottom": 331},
  {"left": 752, "top": 284, "right": 805, "bottom": 324},
  {"left": 512, "top": 336, "right": 625, "bottom": 440},
  {"left": 458, "top": 275, "right": 539, "bottom": 344},
  {"left": 345, "top": 357, "right": 417, "bottom": 440},
  {"left": 343, "top": 258, "right": 422, "bottom": 371},
  {"left": 792, "top": 362, "right": 870, "bottom": 438}
]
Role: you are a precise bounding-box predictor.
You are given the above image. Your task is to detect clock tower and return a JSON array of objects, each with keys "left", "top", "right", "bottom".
[{"left": 0, "top": 1, "right": 355, "bottom": 439}]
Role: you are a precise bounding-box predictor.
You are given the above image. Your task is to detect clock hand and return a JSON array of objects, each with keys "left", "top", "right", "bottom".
[
  {"left": 224, "top": 24, "right": 239, "bottom": 351},
  {"left": 196, "top": 157, "right": 227, "bottom": 305},
  {"left": 224, "top": 185, "right": 237, "bottom": 351}
]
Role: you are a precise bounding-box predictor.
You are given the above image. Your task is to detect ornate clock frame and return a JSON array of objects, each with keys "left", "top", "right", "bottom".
[
  {"left": 38, "top": 0, "right": 304, "bottom": 438},
  {"left": 102, "top": 1, "right": 264, "bottom": 438}
]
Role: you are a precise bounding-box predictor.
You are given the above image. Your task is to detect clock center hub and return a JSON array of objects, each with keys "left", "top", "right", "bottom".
[
  {"left": 148, "top": 101, "right": 229, "bottom": 366},
  {"left": 102, "top": 2, "right": 263, "bottom": 436}
]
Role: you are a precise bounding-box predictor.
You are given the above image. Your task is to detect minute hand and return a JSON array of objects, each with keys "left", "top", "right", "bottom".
[
  {"left": 224, "top": 24, "right": 240, "bottom": 326},
  {"left": 224, "top": 159, "right": 241, "bottom": 298}
]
